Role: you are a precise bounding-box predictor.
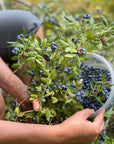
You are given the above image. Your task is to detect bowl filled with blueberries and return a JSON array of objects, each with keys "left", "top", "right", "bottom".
[{"left": 77, "top": 53, "right": 114, "bottom": 117}]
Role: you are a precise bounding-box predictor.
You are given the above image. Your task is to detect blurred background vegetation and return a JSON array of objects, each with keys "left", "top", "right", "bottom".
[{"left": 0, "top": 0, "right": 114, "bottom": 143}]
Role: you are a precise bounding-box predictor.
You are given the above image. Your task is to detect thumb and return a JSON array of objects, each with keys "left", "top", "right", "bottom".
[
  {"left": 32, "top": 99, "right": 40, "bottom": 112},
  {"left": 80, "top": 108, "right": 95, "bottom": 120}
]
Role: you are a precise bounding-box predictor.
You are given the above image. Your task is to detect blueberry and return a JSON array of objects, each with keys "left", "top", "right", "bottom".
[
  {"left": 40, "top": 45, "right": 43, "bottom": 49},
  {"left": 42, "top": 98, "right": 46, "bottom": 103},
  {"left": 31, "top": 79, "right": 34, "bottom": 83},
  {"left": 46, "top": 89, "right": 50, "bottom": 92},
  {"left": 100, "top": 141, "right": 104, "bottom": 144},
  {"left": 55, "top": 82, "right": 59, "bottom": 87},
  {"left": 14, "top": 47, "right": 19, "bottom": 51},
  {"left": 86, "top": 14, "right": 91, "bottom": 19},
  {"left": 31, "top": 71, "right": 35, "bottom": 76},
  {"left": 82, "top": 19, "right": 84, "bottom": 22},
  {"left": 27, "top": 71, "right": 30, "bottom": 75},
  {"left": 64, "top": 69, "right": 68, "bottom": 73},
  {"left": 74, "top": 40, "right": 77, "bottom": 45},
  {"left": 71, "top": 38, "right": 75, "bottom": 42},
  {"left": 61, "top": 85, "right": 66, "bottom": 90},
  {"left": 20, "top": 34, "right": 24, "bottom": 37},
  {"left": 77, "top": 92, "right": 81, "bottom": 96},
  {"left": 80, "top": 47, "right": 85, "bottom": 51},
  {"left": 77, "top": 51, "right": 81, "bottom": 54},
  {"left": 49, "top": 19, "right": 54, "bottom": 25},
  {"left": 67, "top": 67, "right": 71, "bottom": 71},
  {"left": 17, "top": 35, "right": 21, "bottom": 39},
  {"left": 51, "top": 42, "right": 57, "bottom": 46},
  {"left": 75, "top": 17, "right": 80, "bottom": 21},
  {"left": 42, "top": 4, "right": 47, "bottom": 9},
  {"left": 30, "top": 88, "right": 34, "bottom": 92},
  {"left": 102, "top": 129, "right": 106, "bottom": 135},
  {"left": 12, "top": 102, "right": 16, "bottom": 108},
  {"left": 53, "top": 85, "right": 57, "bottom": 89},
  {"left": 83, "top": 15, "right": 87, "bottom": 19},
  {"left": 32, "top": 117, "right": 37, "bottom": 122}
]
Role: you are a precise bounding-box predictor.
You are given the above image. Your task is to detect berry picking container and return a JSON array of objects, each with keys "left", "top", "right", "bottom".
[{"left": 84, "top": 53, "right": 114, "bottom": 117}]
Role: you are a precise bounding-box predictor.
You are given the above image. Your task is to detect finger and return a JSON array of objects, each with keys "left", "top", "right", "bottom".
[
  {"left": 79, "top": 108, "right": 95, "bottom": 120},
  {"left": 32, "top": 99, "right": 40, "bottom": 112},
  {"left": 93, "top": 110, "right": 105, "bottom": 127},
  {"left": 99, "top": 120, "right": 104, "bottom": 133}
]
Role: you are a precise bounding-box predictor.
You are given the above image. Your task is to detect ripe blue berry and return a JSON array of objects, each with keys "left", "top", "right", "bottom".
[
  {"left": 42, "top": 98, "right": 46, "bottom": 103},
  {"left": 32, "top": 117, "right": 37, "bottom": 122}
]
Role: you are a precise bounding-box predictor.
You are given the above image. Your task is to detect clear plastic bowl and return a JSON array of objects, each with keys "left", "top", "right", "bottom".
[{"left": 83, "top": 53, "right": 114, "bottom": 117}]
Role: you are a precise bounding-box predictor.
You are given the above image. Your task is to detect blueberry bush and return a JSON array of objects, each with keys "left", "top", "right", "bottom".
[
  {"left": 10, "top": 14, "right": 114, "bottom": 143},
  {"left": 2, "top": 0, "right": 114, "bottom": 144}
]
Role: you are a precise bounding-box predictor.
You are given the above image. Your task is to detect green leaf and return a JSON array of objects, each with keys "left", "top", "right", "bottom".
[
  {"left": 11, "top": 63, "right": 19, "bottom": 68},
  {"left": 28, "top": 52, "right": 37, "bottom": 56},
  {"left": 76, "top": 56, "right": 81, "bottom": 68},
  {"left": 64, "top": 16, "right": 73, "bottom": 22},
  {"left": 15, "top": 107, "right": 20, "bottom": 114},
  {"left": 46, "top": 110, "right": 52, "bottom": 122},
  {"left": 51, "top": 97, "right": 58, "bottom": 104},
  {"left": 101, "top": 16, "right": 108, "bottom": 26},
  {"left": 42, "top": 39, "right": 47, "bottom": 47},
  {"left": 16, "top": 43, "right": 24, "bottom": 48},
  {"left": 65, "top": 47, "right": 72, "bottom": 52},
  {"left": 37, "top": 36, "right": 41, "bottom": 45},
  {"left": 97, "top": 85, "right": 101, "bottom": 92},
  {"left": 35, "top": 59, "right": 44, "bottom": 68},
  {"left": 5, "top": 112, "right": 11, "bottom": 120},
  {"left": 41, "top": 77, "right": 48, "bottom": 83},
  {"left": 65, "top": 54, "right": 76, "bottom": 58},
  {"left": 90, "top": 83, "right": 94, "bottom": 91},
  {"left": 59, "top": 39, "right": 69, "bottom": 46},
  {"left": 65, "top": 98, "right": 73, "bottom": 104},
  {"left": 97, "top": 43, "right": 102, "bottom": 50},
  {"left": 11, "top": 56, "right": 18, "bottom": 61},
  {"left": 89, "top": 17, "right": 94, "bottom": 26},
  {"left": 104, "top": 111, "right": 114, "bottom": 118},
  {"left": 25, "top": 57, "right": 34, "bottom": 64},
  {"left": 44, "top": 91, "right": 54, "bottom": 98}
]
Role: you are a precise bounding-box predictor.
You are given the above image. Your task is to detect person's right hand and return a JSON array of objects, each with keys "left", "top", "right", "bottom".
[{"left": 59, "top": 108, "right": 105, "bottom": 144}]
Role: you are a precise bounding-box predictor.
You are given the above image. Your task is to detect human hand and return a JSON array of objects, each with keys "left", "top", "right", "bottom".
[
  {"left": 60, "top": 108, "right": 105, "bottom": 144},
  {"left": 18, "top": 86, "right": 40, "bottom": 112}
]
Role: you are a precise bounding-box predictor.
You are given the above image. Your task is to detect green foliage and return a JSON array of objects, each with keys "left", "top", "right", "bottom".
[
  {"left": 10, "top": 15, "right": 113, "bottom": 126},
  {"left": 3, "top": 1, "right": 114, "bottom": 143}
]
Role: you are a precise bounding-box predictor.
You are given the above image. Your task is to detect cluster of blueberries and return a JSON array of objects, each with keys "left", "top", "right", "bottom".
[
  {"left": 64, "top": 67, "right": 72, "bottom": 75},
  {"left": 75, "top": 13, "right": 91, "bottom": 24},
  {"left": 48, "top": 18, "right": 60, "bottom": 27},
  {"left": 27, "top": 70, "right": 35, "bottom": 76},
  {"left": 50, "top": 41, "right": 57, "bottom": 52},
  {"left": 71, "top": 37, "right": 78, "bottom": 45},
  {"left": 12, "top": 47, "right": 19, "bottom": 56},
  {"left": 75, "top": 63, "right": 111, "bottom": 111},
  {"left": 82, "top": 13, "right": 91, "bottom": 23},
  {"left": 17, "top": 34, "right": 24, "bottom": 40},
  {"left": 76, "top": 48, "right": 85, "bottom": 55}
]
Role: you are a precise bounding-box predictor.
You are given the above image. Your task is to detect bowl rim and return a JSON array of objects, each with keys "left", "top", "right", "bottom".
[{"left": 86, "top": 53, "right": 114, "bottom": 117}]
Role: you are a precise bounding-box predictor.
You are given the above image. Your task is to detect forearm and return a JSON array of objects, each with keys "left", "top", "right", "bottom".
[
  {"left": 0, "top": 120, "right": 63, "bottom": 144},
  {"left": 0, "top": 57, "right": 28, "bottom": 103}
]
